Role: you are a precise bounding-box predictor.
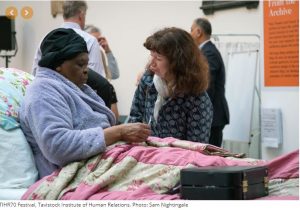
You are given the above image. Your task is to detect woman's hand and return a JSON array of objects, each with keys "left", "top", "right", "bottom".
[
  {"left": 120, "top": 123, "right": 151, "bottom": 142},
  {"left": 104, "top": 123, "right": 151, "bottom": 146}
]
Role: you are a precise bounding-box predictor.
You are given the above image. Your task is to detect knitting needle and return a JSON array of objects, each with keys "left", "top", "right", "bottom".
[{"left": 148, "top": 116, "right": 152, "bottom": 125}]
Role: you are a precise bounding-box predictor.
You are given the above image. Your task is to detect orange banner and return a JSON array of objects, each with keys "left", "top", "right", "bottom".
[{"left": 264, "top": 0, "right": 299, "bottom": 87}]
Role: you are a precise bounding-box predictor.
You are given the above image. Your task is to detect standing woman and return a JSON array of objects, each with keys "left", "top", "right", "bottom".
[{"left": 128, "top": 27, "right": 213, "bottom": 143}]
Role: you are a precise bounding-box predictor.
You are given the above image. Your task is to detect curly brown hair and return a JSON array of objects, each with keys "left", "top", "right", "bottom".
[{"left": 144, "top": 27, "right": 209, "bottom": 96}]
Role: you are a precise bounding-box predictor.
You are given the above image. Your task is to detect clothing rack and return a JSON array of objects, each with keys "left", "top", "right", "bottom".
[
  {"left": 212, "top": 34, "right": 261, "bottom": 158},
  {"left": 212, "top": 34, "right": 260, "bottom": 41},
  {"left": 212, "top": 33, "right": 261, "bottom": 100}
]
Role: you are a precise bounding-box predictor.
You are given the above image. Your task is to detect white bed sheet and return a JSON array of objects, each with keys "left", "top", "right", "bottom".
[{"left": 0, "top": 188, "right": 28, "bottom": 200}]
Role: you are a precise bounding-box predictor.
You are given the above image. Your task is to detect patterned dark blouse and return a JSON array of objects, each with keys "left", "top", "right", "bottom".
[{"left": 128, "top": 71, "right": 213, "bottom": 143}]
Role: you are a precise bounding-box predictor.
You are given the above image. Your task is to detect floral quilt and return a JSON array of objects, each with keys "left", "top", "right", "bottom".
[
  {"left": 21, "top": 137, "right": 298, "bottom": 200},
  {"left": 0, "top": 68, "right": 33, "bottom": 130}
]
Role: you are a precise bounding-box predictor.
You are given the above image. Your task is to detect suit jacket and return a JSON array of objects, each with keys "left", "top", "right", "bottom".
[{"left": 201, "top": 41, "right": 229, "bottom": 127}]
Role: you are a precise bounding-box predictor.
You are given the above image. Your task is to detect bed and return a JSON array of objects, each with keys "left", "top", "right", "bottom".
[
  {"left": 21, "top": 137, "right": 299, "bottom": 200},
  {"left": 0, "top": 68, "right": 38, "bottom": 200}
]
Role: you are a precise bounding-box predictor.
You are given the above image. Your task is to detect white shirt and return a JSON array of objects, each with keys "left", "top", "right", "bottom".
[
  {"left": 199, "top": 39, "right": 210, "bottom": 49},
  {"left": 32, "top": 22, "right": 105, "bottom": 77}
]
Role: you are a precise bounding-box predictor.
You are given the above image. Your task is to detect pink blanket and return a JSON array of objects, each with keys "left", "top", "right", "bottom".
[
  {"left": 22, "top": 137, "right": 298, "bottom": 200},
  {"left": 257, "top": 149, "right": 299, "bottom": 200},
  {"left": 267, "top": 149, "right": 298, "bottom": 180}
]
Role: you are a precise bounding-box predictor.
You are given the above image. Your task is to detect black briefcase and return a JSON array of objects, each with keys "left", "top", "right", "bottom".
[{"left": 180, "top": 166, "right": 269, "bottom": 200}]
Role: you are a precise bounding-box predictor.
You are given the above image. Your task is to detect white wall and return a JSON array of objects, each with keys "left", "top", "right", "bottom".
[
  {"left": 0, "top": 1, "right": 62, "bottom": 71},
  {"left": 0, "top": 1, "right": 298, "bottom": 160}
]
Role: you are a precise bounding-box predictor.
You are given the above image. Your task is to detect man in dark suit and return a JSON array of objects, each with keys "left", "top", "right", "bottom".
[{"left": 190, "top": 18, "right": 229, "bottom": 147}]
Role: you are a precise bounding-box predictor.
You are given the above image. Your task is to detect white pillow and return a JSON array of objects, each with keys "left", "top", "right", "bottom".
[{"left": 0, "top": 127, "right": 38, "bottom": 188}]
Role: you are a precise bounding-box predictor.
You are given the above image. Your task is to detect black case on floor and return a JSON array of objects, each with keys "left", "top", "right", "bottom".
[{"left": 180, "top": 166, "right": 268, "bottom": 200}]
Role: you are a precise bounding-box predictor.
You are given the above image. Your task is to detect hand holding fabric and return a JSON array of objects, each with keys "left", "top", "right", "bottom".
[
  {"left": 120, "top": 123, "right": 151, "bottom": 142},
  {"left": 104, "top": 123, "right": 151, "bottom": 145}
]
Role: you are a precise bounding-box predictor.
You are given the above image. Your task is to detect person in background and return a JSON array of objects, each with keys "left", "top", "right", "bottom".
[
  {"left": 86, "top": 69, "right": 112, "bottom": 108},
  {"left": 84, "top": 25, "right": 120, "bottom": 121},
  {"left": 19, "top": 28, "right": 151, "bottom": 178},
  {"left": 32, "top": 1, "right": 113, "bottom": 108},
  {"left": 33, "top": 1, "right": 104, "bottom": 77},
  {"left": 84, "top": 25, "right": 120, "bottom": 80},
  {"left": 128, "top": 27, "right": 213, "bottom": 143},
  {"left": 190, "top": 18, "right": 230, "bottom": 147}
]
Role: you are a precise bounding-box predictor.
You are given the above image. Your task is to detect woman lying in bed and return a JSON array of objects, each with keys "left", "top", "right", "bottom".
[{"left": 18, "top": 28, "right": 151, "bottom": 179}]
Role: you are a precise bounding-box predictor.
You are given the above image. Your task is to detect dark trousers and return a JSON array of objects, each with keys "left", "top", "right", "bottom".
[{"left": 209, "top": 125, "right": 225, "bottom": 147}]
